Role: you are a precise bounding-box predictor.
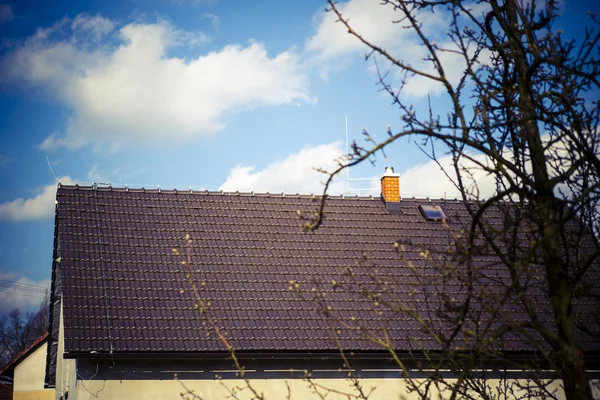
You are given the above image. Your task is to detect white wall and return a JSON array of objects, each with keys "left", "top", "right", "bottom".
[{"left": 13, "top": 340, "right": 55, "bottom": 400}]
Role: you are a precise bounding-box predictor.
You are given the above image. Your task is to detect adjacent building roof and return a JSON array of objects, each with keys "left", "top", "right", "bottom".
[{"left": 50, "top": 185, "right": 599, "bottom": 358}]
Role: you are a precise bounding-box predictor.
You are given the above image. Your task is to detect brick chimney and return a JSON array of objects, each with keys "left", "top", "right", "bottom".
[{"left": 381, "top": 166, "right": 401, "bottom": 212}]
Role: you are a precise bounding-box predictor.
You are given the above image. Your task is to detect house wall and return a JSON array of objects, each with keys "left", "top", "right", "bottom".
[
  {"left": 13, "top": 341, "right": 55, "bottom": 400},
  {"left": 70, "top": 377, "right": 572, "bottom": 400},
  {"left": 64, "top": 358, "right": 600, "bottom": 399}
]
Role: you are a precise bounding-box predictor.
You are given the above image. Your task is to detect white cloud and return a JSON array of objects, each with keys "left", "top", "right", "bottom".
[
  {"left": 0, "top": 273, "right": 50, "bottom": 312},
  {"left": 218, "top": 141, "right": 497, "bottom": 199},
  {"left": 220, "top": 141, "right": 347, "bottom": 194},
  {"left": 398, "top": 133, "right": 584, "bottom": 200},
  {"left": 388, "top": 41, "right": 492, "bottom": 97},
  {"left": 0, "top": 4, "right": 13, "bottom": 24},
  {"left": 219, "top": 137, "right": 574, "bottom": 202},
  {"left": 400, "top": 153, "right": 496, "bottom": 199},
  {"left": 39, "top": 132, "right": 69, "bottom": 151},
  {"left": 2, "top": 15, "right": 310, "bottom": 150},
  {"left": 306, "top": 0, "right": 488, "bottom": 97},
  {"left": 306, "top": 0, "right": 403, "bottom": 60},
  {"left": 87, "top": 164, "right": 110, "bottom": 184},
  {"left": 0, "top": 176, "right": 74, "bottom": 221},
  {"left": 71, "top": 13, "right": 116, "bottom": 43},
  {"left": 202, "top": 13, "right": 220, "bottom": 30}
]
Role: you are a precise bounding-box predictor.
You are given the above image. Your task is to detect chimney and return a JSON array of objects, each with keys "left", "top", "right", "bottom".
[{"left": 381, "top": 166, "right": 401, "bottom": 212}]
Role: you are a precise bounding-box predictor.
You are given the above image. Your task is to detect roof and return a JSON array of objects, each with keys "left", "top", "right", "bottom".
[
  {"left": 52, "top": 185, "right": 599, "bottom": 357},
  {"left": 0, "top": 333, "right": 48, "bottom": 377}
]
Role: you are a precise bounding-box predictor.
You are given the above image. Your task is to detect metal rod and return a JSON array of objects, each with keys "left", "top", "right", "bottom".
[{"left": 345, "top": 116, "right": 349, "bottom": 195}]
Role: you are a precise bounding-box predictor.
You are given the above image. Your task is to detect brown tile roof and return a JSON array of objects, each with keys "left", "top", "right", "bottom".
[{"left": 53, "top": 185, "right": 599, "bottom": 356}]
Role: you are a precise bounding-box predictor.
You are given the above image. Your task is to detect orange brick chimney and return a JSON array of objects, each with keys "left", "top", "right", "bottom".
[
  {"left": 381, "top": 166, "right": 401, "bottom": 213},
  {"left": 381, "top": 166, "right": 401, "bottom": 203}
]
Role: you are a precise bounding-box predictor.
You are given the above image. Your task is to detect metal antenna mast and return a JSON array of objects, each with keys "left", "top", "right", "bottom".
[
  {"left": 346, "top": 116, "right": 350, "bottom": 195},
  {"left": 344, "top": 117, "right": 379, "bottom": 195}
]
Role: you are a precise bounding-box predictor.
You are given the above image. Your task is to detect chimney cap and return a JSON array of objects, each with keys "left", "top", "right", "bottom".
[{"left": 381, "top": 166, "right": 400, "bottom": 178}]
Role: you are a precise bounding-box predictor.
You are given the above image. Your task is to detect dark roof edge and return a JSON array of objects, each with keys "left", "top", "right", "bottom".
[
  {"left": 64, "top": 349, "right": 600, "bottom": 366},
  {"left": 45, "top": 190, "right": 62, "bottom": 389}
]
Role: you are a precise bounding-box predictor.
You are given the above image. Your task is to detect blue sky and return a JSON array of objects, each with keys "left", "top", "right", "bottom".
[{"left": 0, "top": 0, "right": 597, "bottom": 312}]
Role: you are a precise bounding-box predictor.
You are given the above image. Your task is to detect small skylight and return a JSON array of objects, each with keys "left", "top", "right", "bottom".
[{"left": 418, "top": 204, "right": 447, "bottom": 221}]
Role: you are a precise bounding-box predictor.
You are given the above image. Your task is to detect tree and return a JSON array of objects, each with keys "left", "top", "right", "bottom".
[
  {"left": 0, "top": 295, "right": 49, "bottom": 369},
  {"left": 304, "top": 1, "right": 599, "bottom": 399}
]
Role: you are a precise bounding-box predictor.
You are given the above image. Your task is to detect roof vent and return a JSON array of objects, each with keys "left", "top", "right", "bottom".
[{"left": 418, "top": 204, "right": 447, "bottom": 221}]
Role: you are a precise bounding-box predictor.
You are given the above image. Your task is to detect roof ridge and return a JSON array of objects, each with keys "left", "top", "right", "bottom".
[{"left": 57, "top": 184, "right": 460, "bottom": 202}]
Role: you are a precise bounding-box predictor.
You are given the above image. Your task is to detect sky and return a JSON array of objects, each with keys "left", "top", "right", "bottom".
[{"left": 0, "top": 0, "right": 597, "bottom": 313}]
